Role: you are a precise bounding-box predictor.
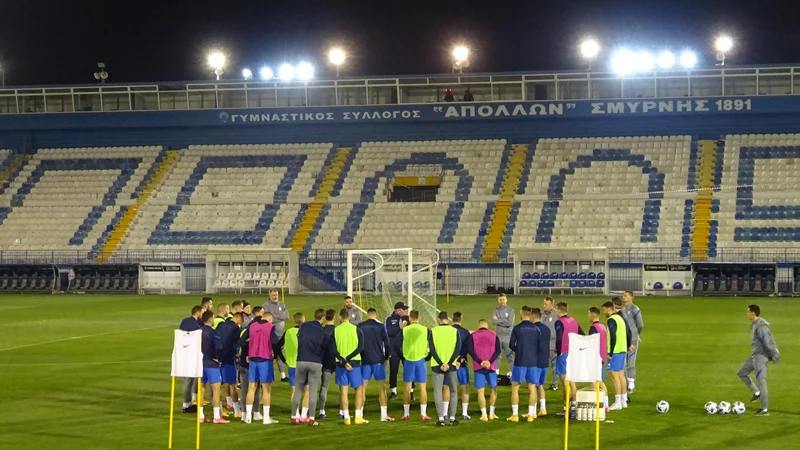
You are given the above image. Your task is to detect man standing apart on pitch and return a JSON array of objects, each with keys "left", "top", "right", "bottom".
[
  {"left": 530, "top": 308, "right": 551, "bottom": 416},
  {"left": 200, "top": 311, "right": 227, "bottom": 424},
  {"left": 429, "top": 311, "right": 462, "bottom": 426},
  {"left": 508, "top": 306, "right": 541, "bottom": 423},
  {"left": 179, "top": 305, "right": 203, "bottom": 413},
  {"left": 239, "top": 312, "right": 280, "bottom": 424},
  {"left": 588, "top": 307, "right": 610, "bottom": 411},
  {"left": 554, "top": 302, "right": 584, "bottom": 415},
  {"left": 292, "top": 309, "right": 333, "bottom": 426},
  {"left": 604, "top": 301, "right": 630, "bottom": 411},
  {"left": 334, "top": 308, "right": 367, "bottom": 425},
  {"left": 621, "top": 291, "right": 643, "bottom": 395},
  {"left": 542, "top": 297, "right": 559, "bottom": 391},
  {"left": 385, "top": 302, "right": 410, "bottom": 400},
  {"left": 277, "top": 312, "right": 310, "bottom": 422},
  {"left": 215, "top": 312, "right": 244, "bottom": 418},
  {"left": 262, "top": 289, "right": 290, "bottom": 382},
  {"left": 358, "top": 308, "right": 395, "bottom": 422},
  {"left": 491, "top": 294, "right": 515, "bottom": 377},
  {"left": 467, "top": 319, "right": 500, "bottom": 421},
  {"left": 452, "top": 312, "right": 471, "bottom": 420},
  {"left": 338, "top": 295, "right": 363, "bottom": 324},
  {"left": 395, "top": 310, "right": 431, "bottom": 421},
  {"left": 738, "top": 304, "right": 779, "bottom": 416}
]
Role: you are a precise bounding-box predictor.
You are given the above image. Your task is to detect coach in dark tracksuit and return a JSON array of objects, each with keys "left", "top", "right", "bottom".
[{"left": 385, "top": 302, "right": 410, "bottom": 399}]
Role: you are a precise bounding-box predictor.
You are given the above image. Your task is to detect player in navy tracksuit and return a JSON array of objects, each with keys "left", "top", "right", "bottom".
[
  {"left": 216, "top": 312, "right": 245, "bottom": 416},
  {"left": 508, "top": 306, "right": 542, "bottom": 421},
  {"left": 200, "top": 311, "right": 227, "bottom": 423},
  {"left": 318, "top": 309, "right": 338, "bottom": 419},
  {"left": 384, "top": 302, "right": 411, "bottom": 399},
  {"left": 358, "top": 308, "right": 394, "bottom": 421},
  {"left": 452, "top": 312, "right": 472, "bottom": 419}
]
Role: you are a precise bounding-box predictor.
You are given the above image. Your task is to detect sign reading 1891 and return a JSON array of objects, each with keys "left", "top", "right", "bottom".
[{"left": 716, "top": 99, "right": 752, "bottom": 111}]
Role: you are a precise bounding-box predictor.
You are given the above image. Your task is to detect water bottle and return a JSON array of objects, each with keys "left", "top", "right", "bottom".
[{"left": 589, "top": 406, "right": 596, "bottom": 421}]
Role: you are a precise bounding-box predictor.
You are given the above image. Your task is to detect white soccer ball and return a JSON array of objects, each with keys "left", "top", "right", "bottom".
[
  {"left": 732, "top": 402, "right": 746, "bottom": 415},
  {"left": 656, "top": 400, "right": 670, "bottom": 414},
  {"left": 704, "top": 402, "right": 719, "bottom": 415},
  {"left": 718, "top": 401, "right": 732, "bottom": 414}
]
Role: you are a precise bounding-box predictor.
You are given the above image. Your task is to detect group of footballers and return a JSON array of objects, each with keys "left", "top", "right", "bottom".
[{"left": 177, "top": 289, "right": 644, "bottom": 427}]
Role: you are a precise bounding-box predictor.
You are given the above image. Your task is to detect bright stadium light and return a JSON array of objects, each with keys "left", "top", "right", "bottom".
[
  {"left": 207, "top": 51, "right": 226, "bottom": 80},
  {"left": 278, "top": 63, "right": 295, "bottom": 81},
  {"left": 636, "top": 51, "right": 655, "bottom": 72},
  {"left": 715, "top": 35, "right": 734, "bottom": 65},
  {"left": 296, "top": 62, "right": 314, "bottom": 81},
  {"left": 580, "top": 39, "right": 601, "bottom": 60},
  {"left": 452, "top": 45, "right": 470, "bottom": 73},
  {"left": 259, "top": 67, "right": 274, "bottom": 80},
  {"left": 680, "top": 51, "right": 698, "bottom": 69},
  {"left": 611, "top": 49, "right": 636, "bottom": 75},
  {"left": 242, "top": 68, "right": 253, "bottom": 80},
  {"left": 328, "top": 47, "right": 346, "bottom": 76},
  {"left": 657, "top": 51, "right": 676, "bottom": 69}
]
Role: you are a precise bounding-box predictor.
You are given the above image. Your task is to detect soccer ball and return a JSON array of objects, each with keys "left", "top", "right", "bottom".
[
  {"left": 718, "top": 401, "right": 732, "bottom": 414},
  {"left": 732, "top": 402, "right": 746, "bottom": 415},
  {"left": 656, "top": 400, "right": 670, "bottom": 414},
  {"left": 704, "top": 402, "right": 719, "bottom": 415}
]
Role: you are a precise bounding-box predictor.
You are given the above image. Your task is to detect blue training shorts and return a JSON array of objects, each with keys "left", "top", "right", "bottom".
[
  {"left": 288, "top": 367, "right": 296, "bottom": 387},
  {"left": 361, "top": 363, "right": 387, "bottom": 381},
  {"left": 457, "top": 365, "right": 470, "bottom": 385},
  {"left": 202, "top": 367, "right": 222, "bottom": 384},
  {"left": 537, "top": 367, "right": 548, "bottom": 386},
  {"left": 473, "top": 370, "right": 498, "bottom": 389},
  {"left": 556, "top": 353, "right": 568, "bottom": 375},
  {"left": 220, "top": 364, "right": 237, "bottom": 385},
  {"left": 403, "top": 359, "right": 427, "bottom": 383},
  {"left": 609, "top": 353, "right": 625, "bottom": 372},
  {"left": 511, "top": 366, "right": 538, "bottom": 385},
  {"left": 248, "top": 360, "right": 275, "bottom": 384},
  {"left": 336, "top": 366, "right": 364, "bottom": 388}
]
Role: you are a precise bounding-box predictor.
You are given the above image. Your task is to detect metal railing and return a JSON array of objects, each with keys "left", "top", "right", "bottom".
[
  {"left": 1, "top": 65, "right": 799, "bottom": 114},
  {"left": 608, "top": 247, "right": 800, "bottom": 264}
]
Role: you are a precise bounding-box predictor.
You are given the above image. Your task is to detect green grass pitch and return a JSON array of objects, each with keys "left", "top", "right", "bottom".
[{"left": 0, "top": 293, "right": 798, "bottom": 450}]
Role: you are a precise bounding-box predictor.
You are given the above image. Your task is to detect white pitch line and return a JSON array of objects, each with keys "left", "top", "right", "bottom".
[
  {"left": 0, "top": 324, "right": 173, "bottom": 353},
  {"left": 0, "top": 359, "right": 170, "bottom": 367}
]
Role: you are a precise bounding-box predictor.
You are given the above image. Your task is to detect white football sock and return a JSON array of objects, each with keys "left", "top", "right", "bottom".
[
  {"left": 615, "top": 395, "right": 622, "bottom": 405},
  {"left": 403, "top": 404, "right": 410, "bottom": 416},
  {"left": 539, "top": 399, "right": 546, "bottom": 410},
  {"left": 528, "top": 405, "right": 535, "bottom": 416},
  {"left": 421, "top": 404, "right": 427, "bottom": 416},
  {"left": 213, "top": 407, "right": 220, "bottom": 420},
  {"left": 245, "top": 405, "right": 252, "bottom": 417},
  {"left": 490, "top": 406, "right": 496, "bottom": 416},
  {"left": 263, "top": 406, "right": 270, "bottom": 419},
  {"left": 301, "top": 407, "right": 308, "bottom": 418},
  {"left": 226, "top": 396, "right": 233, "bottom": 406},
  {"left": 512, "top": 405, "right": 519, "bottom": 415},
  {"left": 480, "top": 407, "right": 487, "bottom": 417},
  {"left": 199, "top": 407, "right": 205, "bottom": 420},
  {"left": 339, "top": 409, "right": 344, "bottom": 416},
  {"left": 604, "top": 396, "right": 609, "bottom": 408},
  {"left": 355, "top": 409, "right": 362, "bottom": 418},
  {"left": 462, "top": 403, "right": 468, "bottom": 415},
  {"left": 381, "top": 406, "right": 388, "bottom": 417},
  {"left": 233, "top": 402, "right": 241, "bottom": 414},
  {"left": 343, "top": 410, "right": 350, "bottom": 419},
  {"left": 281, "top": 372, "right": 286, "bottom": 378},
  {"left": 192, "top": 393, "right": 198, "bottom": 401}
]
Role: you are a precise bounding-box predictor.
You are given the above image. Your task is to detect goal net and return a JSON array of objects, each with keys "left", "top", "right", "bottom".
[{"left": 347, "top": 248, "right": 439, "bottom": 328}]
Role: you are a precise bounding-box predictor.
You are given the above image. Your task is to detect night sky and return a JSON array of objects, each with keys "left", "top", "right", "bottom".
[{"left": 0, "top": 0, "right": 798, "bottom": 86}]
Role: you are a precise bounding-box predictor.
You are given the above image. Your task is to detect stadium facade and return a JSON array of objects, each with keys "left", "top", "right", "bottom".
[{"left": 0, "top": 65, "right": 799, "bottom": 296}]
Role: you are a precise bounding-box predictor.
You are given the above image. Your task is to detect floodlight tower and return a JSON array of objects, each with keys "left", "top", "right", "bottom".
[
  {"left": 452, "top": 45, "right": 469, "bottom": 73},
  {"left": 328, "top": 47, "right": 346, "bottom": 77},
  {"left": 715, "top": 36, "right": 734, "bottom": 66},
  {"left": 208, "top": 52, "right": 226, "bottom": 80},
  {"left": 580, "top": 39, "right": 600, "bottom": 70}
]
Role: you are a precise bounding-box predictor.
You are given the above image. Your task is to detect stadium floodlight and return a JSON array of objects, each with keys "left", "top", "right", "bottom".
[
  {"left": 259, "top": 67, "right": 274, "bottom": 80},
  {"left": 680, "top": 51, "right": 698, "bottom": 69},
  {"left": 715, "top": 35, "right": 733, "bottom": 65},
  {"left": 610, "top": 49, "right": 636, "bottom": 75},
  {"left": 452, "top": 45, "right": 470, "bottom": 73},
  {"left": 207, "top": 51, "right": 226, "bottom": 80},
  {"left": 635, "top": 51, "right": 655, "bottom": 72},
  {"left": 296, "top": 62, "right": 314, "bottom": 81},
  {"left": 328, "top": 47, "right": 346, "bottom": 76},
  {"left": 278, "top": 63, "right": 295, "bottom": 81},
  {"left": 242, "top": 68, "right": 253, "bottom": 80},
  {"left": 657, "top": 51, "right": 676, "bottom": 69},
  {"left": 580, "top": 39, "right": 601, "bottom": 60}
]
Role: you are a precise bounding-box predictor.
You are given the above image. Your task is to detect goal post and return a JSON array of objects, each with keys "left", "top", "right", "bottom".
[{"left": 347, "top": 248, "right": 439, "bottom": 328}]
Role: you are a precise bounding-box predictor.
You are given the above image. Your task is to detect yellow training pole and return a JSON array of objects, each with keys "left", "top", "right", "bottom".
[
  {"left": 445, "top": 265, "right": 450, "bottom": 303},
  {"left": 196, "top": 377, "right": 202, "bottom": 449},
  {"left": 595, "top": 382, "right": 601, "bottom": 450},
  {"left": 280, "top": 267, "right": 285, "bottom": 302},
  {"left": 168, "top": 376, "right": 175, "bottom": 449},
  {"left": 564, "top": 381, "right": 570, "bottom": 450}
]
